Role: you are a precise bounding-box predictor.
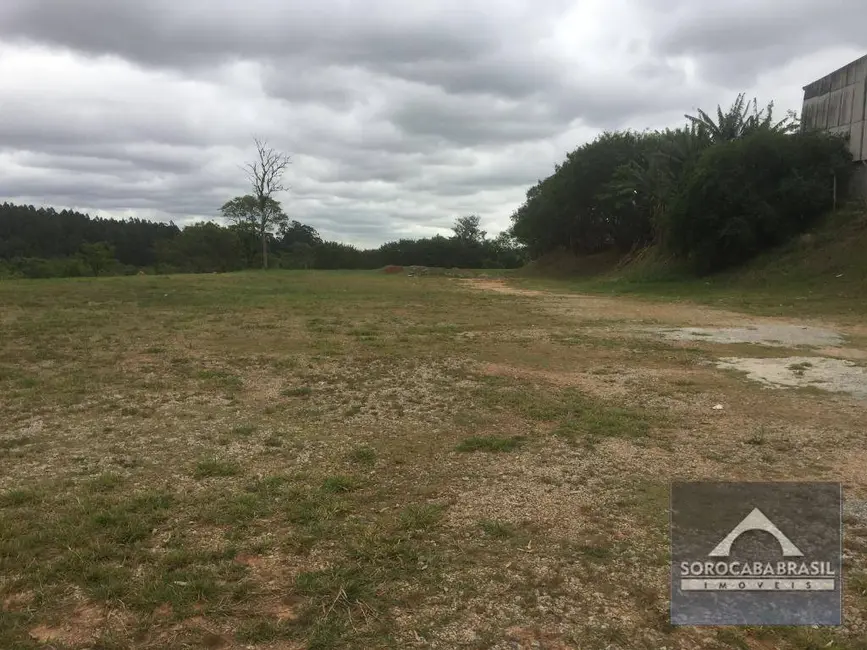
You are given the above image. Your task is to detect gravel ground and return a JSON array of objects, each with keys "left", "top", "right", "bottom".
[{"left": 650, "top": 324, "right": 845, "bottom": 347}]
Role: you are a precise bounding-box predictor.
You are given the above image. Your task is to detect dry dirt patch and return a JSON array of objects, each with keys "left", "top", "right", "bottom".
[
  {"left": 29, "top": 603, "right": 106, "bottom": 645},
  {"left": 459, "top": 278, "right": 549, "bottom": 297},
  {"left": 652, "top": 324, "right": 845, "bottom": 347},
  {"left": 461, "top": 278, "right": 866, "bottom": 337},
  {"left": 715, "top": 356, "right": 867, "bottom": 400},
  {"left": 465, "top": 279, "right": 867, "bottom": 401},
  {"left": 2, "top": 591, "right": 33, "bottom": 612},
  {"left": 459, "top": 279, "right": 760, "bottom": 326}
]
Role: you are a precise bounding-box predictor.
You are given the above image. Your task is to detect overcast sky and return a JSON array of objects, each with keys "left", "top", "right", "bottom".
[{"left": 1, "top": 0, "right": 866, "bottom": 247}]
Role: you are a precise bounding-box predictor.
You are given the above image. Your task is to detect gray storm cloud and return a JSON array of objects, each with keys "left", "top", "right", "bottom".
[{"left": 0, "top": 0, "right": 864, "bottom": 246}]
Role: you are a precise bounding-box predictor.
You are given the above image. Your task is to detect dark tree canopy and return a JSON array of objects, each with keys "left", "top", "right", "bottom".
[
  {"left": 0, "top": 203, "right": 525, "bottom": 278},
  {"left": 508, "top": 94, "right": 851, "bottom": 273}
]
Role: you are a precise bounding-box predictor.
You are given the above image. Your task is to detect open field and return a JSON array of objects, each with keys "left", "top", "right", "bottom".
[{"left": 1, "top": 271, "right": 866, "bottom": 649}]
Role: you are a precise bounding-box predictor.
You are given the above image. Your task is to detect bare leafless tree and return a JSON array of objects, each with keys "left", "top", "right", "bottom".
[{"left": 244, "top": 138, "right": 291, "bottom": 269}]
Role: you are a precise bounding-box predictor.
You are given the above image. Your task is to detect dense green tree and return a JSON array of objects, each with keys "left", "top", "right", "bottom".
[
  {"left": 511, "top": 130, "right": 651, "bottom": 255},
  {"left": 0, "top": 203, "right": 178, "bottom": 265},
  {"left": 282, "top": 242, "right": 316, "bottom": 269},
  {"left": 156, "top": 222, "right": 245, "bottom": 273},
  {"left": 219, "top": 194, "right": 289, "bottom": 269},
  {"left": 278, "top": 220, "right": 322, "bottom": 248},
  {"left": 452, "top": 215, "right": 486, "bottom": 244},
  {"left": 602, "top": 125, "right": 710, "bottom": 248},
  {"left": 509, "top": 93, "right": 850, "bottom": 272},
  {"left": 312, "top": 241, "right": 369, "bottom": 269},
  {"left": 666, "top": 129, "right": 851, "bottom": 273},
  {"left": 226, "top": 221, "right": 261, "bottom": 268},
  {"left": 78, "top": 242, "right": 116, "bottom": 276}
]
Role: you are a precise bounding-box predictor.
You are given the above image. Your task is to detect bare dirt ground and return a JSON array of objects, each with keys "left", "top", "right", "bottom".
[
  {"left": 463, "top": 278, "right": 867, "bottom": 398},
  {"left": 1, "top": 273, "right": 866, "bottom": 650},
  {"left": 461, "top": 278, "right": 867, "bottom": 519}
]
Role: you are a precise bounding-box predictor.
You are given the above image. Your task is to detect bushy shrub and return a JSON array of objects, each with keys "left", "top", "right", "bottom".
[
  {"left": 63, "top": 258, "right": 91, "bottom": 277},
  {"left": 154, "top": 222, "right": 246, "bottom": 273},
  {"left": 511, "top": 131, "right": 652, "bottom": 256},
  {"left": 0, "top": 260, "right": 20, "bottom": 279},
  {"left": 10, "top": 257, "right": 78, "bottom": 279},
  {"left": 664, "top": 130, "right": 851, "bottom": 273}
]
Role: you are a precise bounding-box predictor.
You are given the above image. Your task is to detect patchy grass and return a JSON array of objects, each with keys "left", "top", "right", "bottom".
[
  {"left": 399, "top": 503, "right": 445, "bottom": 531},
  {"left": 0, "top": 436, "right": 34, "bottom": 450},
  {"left": 553, "top": 403, "right": 651, "bottom": 447},
  {"left": 230, "top": 423, "right": 257, "bottom": 437},
  {"left": 347, "top": 445, "right": 376, "bottom": 466},
  {"left": 745, "top": 427, "right": 768, "bottom": 446},
  {"left": 478, "top": 519, "right": 519, "bottom": 540},
  {"left": 0, "top": 270, "right": 864, "bottom": 649},
  {"left": 455, "top": 435, "right": 525, "bottom": 453},
  {"left": 282, "top": 385, "right": 313, "bottom": 398},
  {"left": 193, "top": 458, "right": 242, "bottom": 479},
  {"left": 320, "top": 475, "right": 358, "bottom": 494}
]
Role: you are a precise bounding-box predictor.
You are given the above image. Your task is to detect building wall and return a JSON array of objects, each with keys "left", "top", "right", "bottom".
[{"left": 802, "top": 54, "right": 867, "bottom": 162}]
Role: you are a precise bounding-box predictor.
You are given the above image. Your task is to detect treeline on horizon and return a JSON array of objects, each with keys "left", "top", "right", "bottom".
[
  {"left": 0, "top": 206, "right": 525, "bottom": 279},
  {"left": 0, "top": 94, "right": 856, "bottom": 280}
]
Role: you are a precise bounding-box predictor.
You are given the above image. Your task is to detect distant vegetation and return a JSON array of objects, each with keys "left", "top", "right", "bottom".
[
  {"left": 0, "top": 137, "right": 525, "bottom": 279},
  {"left": 1, "top": 94, "right": 856, "bottom": 280},
  {"left": 510, "top": 94, "right": 853, "bottom": 274},
  {"left": 0, "top": 207, "right": 525, "bottom": 278}
]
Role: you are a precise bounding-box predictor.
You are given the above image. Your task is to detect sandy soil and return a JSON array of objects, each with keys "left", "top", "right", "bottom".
[
  {"left": 652, "top": 324, "right": 844, "bottom": 347},
  {"left": 714, "top": 356, "right": 867, "bottom": 399}
]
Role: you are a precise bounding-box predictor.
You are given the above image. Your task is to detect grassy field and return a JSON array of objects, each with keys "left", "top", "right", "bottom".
[
  {"left": 1, "top": 270, "right": 866, "bottom": 649},
  {"left": 517, "top": 204, "right": 867, "bottom": 323}
]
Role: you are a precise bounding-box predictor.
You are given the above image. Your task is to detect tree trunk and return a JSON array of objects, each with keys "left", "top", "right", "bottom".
[{"left": 262, "top": 232, "right": 268, "bottom": 269}]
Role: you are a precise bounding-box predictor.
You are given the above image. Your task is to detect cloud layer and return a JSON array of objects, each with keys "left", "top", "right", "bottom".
[{"left": 1, "top": 0, "right": 866, "bottom": 246}]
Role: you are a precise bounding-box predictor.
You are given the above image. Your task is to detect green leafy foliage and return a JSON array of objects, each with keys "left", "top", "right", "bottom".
[
  {"left": 509, "top": 94, "right": 850, "bottom": 274},
  {"left": 452, "top": 215, "right": 486, "bottom": 243},
  {"left": 77, "top": 242, "right": 117, "bottom": 276},
  {"left": 155, "top": 222, "right": 246, "bottom": 273},
  {"left": 511, "top": 130, "right": 653, "bottom": 256},
  {"left": 666, "top": 130, "right": 851, "bottom": 273},
  {"left": 684, "top": 93, "right": 799, "bottom": 143},
  {"left": 220, "top": 195, "right": 288, "bottom": 238}
]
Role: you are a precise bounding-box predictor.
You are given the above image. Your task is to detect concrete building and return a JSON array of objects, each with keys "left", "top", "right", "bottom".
[{"left": 802, "top": 54, "right": 867, "bottom": 197}]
